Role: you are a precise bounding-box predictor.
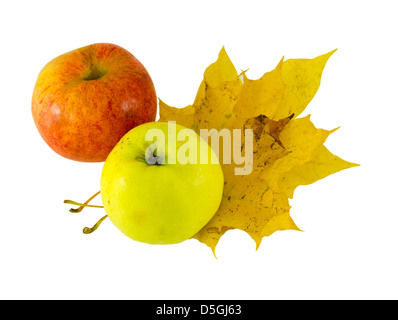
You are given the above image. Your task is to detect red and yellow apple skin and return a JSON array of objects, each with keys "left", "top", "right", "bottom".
[{"left": 32, "top": 43, "right": 157, "bottom": 162}]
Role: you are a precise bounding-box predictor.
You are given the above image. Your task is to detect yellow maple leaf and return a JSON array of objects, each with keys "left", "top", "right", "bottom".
[
  {"left": 234, "top": 50, "right": 337, "bottom": 120},
  {"left": 159, "top": 48, "right": 358, "bottom": 254}
]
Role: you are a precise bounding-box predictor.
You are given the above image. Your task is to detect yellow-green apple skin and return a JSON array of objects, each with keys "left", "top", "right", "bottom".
[{"left": 100, "top": 122, "right": 224, "bottom": 244}]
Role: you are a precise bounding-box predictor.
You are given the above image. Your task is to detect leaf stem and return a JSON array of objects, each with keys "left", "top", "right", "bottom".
[
  {"left": 64, "top": 191, "right": 102, "bottom": 212},
  {"left": 83, "top": 215, "right": 108, "bottom": 234}
]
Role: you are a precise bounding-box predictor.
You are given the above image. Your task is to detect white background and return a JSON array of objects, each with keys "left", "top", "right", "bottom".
[{"left": 0, "top": 0, "right": 397, "bottom": 300}]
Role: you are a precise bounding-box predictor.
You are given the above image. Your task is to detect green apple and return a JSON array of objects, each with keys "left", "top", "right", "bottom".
[{"left": 100, "top": 121, "right": 224, "bottom": 244}]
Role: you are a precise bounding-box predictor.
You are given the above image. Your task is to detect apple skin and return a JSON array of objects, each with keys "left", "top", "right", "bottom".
[
  {"left": 100, "top": 122, "right": 224, "bottom": 245},
  {"left": 32, "top": 43, "right": 157, "bottom": 162}
]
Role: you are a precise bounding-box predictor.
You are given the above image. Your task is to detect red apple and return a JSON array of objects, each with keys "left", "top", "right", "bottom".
[{"left": 32, "top": 43, "right": 157, "bottom": 162}]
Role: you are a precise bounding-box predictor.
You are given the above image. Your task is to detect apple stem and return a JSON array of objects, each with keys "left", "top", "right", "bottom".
[
  {"left": 64, "top": 191, "right": 102, "bottom": 212},
  {"left": 83, "top": 215, "right": 108, "bottom": 234}
]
